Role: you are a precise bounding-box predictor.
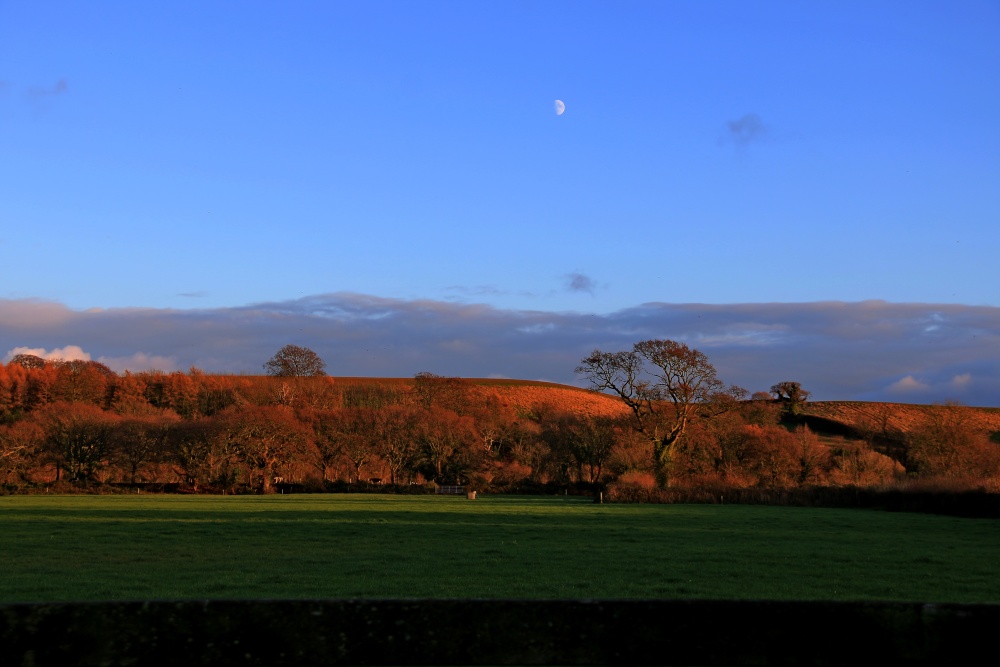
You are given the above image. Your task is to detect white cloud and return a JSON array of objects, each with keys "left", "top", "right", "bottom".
[{"left": 888, "top": 375, "right": 930, "bottom": 393}]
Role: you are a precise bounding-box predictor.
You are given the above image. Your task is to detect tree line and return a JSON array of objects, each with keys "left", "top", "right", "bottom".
[{"left": 1, "top": 343, "right": 997, "bottom": 494}]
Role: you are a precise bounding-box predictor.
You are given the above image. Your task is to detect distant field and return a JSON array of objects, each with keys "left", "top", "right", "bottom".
[{"left": 2, "top": 495, "right": 998, "bottom": 604}]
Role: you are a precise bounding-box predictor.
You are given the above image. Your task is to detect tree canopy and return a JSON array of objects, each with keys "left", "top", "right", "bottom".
[
  {"left": 263, "top": 345, "right": 327, "bottom": 377},
  {"left": 770, "top": 381, "right": 810, "bottom": 416}
]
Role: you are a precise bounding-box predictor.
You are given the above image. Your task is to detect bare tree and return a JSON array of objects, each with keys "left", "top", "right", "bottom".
[
  {"left": 576, "top": 339, "right": 728, "bottom": 487},
  {"left": 263, "top": 345, "right": 327, "bottom": 377},
  {"left": 562, "top": 414, "right": 620, "bottom": 483}
]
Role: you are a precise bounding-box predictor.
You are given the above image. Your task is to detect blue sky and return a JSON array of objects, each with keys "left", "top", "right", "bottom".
[{"left": 1, "top": 2, "right": 998, "bottom": 403}]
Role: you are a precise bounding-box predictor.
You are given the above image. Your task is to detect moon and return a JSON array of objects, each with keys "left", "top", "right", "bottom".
[{"left": 554, "top": 99, "right": 565, "bottom": 116}]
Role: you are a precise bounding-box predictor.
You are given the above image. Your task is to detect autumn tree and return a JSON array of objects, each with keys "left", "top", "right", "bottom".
[
  {"left": 906, "top": 402, "right": 997, "bottom": 479},
  {"left": 264, "top": 345, "right": 327, "bottom": 377},
  {"left": 316, "top": 403, "right": 422, "bottom": 484},
  {"left": 577, "top": 339, "right": 731, "bottom": 487},
  {"left": 493, "top": 418, "right": 546, "bottom": 483},
  {"left": 0, "top": 420, "right": 44, "bottom": 487},
  {"left": 51, "top": 360, "right": 115, "bottom": 406},
  {"left": 195, "top": 373, "right": 242, "bottom": 416},
  {"left": 169, "top": 418, "right": 229, "bottom": 490},
  {"left": 672, "top": 404, "right": 749, "bottom": 484},
  {"left": 736, "top": 425, "right": 819, "bottom": 488},
  {"left": 373, "top": 405, "right": 420, "bottom": 484},
  {"left": 162, "top": 371, "right": 202, "bottom": 418},
  {"left": 111, "top": 412, "right": 180, "bottom": 484},
  {"left": 335, "top": 408, "right": 379, "bottom": 482},
  {"left": 561, "top": 414, "right": 620, "bottom": 483},
  {"left": 217, "top": 405, "right": 313, "bottom": 492},
  {"left": 0, "top": 362, "right": 24, "bottom": 421},
  {"left": 9, "top": 353, "right": 47, "bottom": 370},
  {"left": 107, "top": 372, "right": 157, "bottom": 416},
  {"left": 20, "top": 364, "right": 56, "bottom": 413},
  {"left": 416, "top": 406, "right": 479, "bottom": 484},
  {"left": 311, "top": 409, "right": 346, "bottom": 481},
  {"left": 741, "top": 392, "right": 781, "bottom": 427},
  {"left": 829, "top": 442, "right": 899, "bottom": 486},
  {"left": 38, "top": 402, "right": 118, "bottom": 484},
  {"left": 464, "top": 391, "right": 518, "bottom": 458}
]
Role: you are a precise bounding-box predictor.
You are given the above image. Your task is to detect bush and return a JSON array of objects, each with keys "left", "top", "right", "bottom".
[
  {"left": 829, "top": 443, "right": 903, "bottom": 487},
  {"left": 615, "top": 470, "right": 657, "bottom": 490}
]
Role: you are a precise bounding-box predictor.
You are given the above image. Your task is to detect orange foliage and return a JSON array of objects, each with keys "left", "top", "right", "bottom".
[
  {"left": 906, "top": 403, "right": 1000, "bottom": 481},
  {"left": 828, "top": 443, "right": 902, "bottom": 487},
  {"left": 34, "top": 401, "right": 120, "bottom": 483},
  {"left": 416, "top": 406, "right": 480, "bottom": 484},
  {"left": 2, "top": 362, "right": 998, "bottom": 493},
  {"left": 0, "top": 419, "right": 45, "bottom": 485},
  {"left": 215, "top": 405, "right": 315, "bottom": 492},
  {"left": 615, "top": 470, "right": 657, "bottom": 490}
]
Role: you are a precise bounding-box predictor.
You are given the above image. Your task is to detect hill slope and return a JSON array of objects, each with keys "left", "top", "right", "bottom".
[
  {"left": 333, "top": 377, "right": 1000, "bottom": 437},
  {"left": 805, "top": 401, "right": 1000, "bottom": 436},
  {"left": 334, "top": 377, "right": 630, "bottom": 418}
]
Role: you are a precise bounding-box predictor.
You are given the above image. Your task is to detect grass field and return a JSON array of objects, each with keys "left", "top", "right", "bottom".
[{"left": 1, "top": 494, "right": 998, "bottom": 604}]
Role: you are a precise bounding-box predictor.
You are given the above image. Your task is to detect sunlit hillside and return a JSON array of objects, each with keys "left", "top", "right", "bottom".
[
  {"left": 2, "top": 359, "right": 998, "bottom": 495},
  {"left": 805, "top": 401, "right": 1000, "bottom": 436}
]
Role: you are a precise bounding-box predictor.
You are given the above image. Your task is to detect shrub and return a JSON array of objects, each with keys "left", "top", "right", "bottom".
[
  {"left": 829, "top": 443, "right": 903, "bottom": 487},
  {"left": 615, "top": 470, "right": 657, "bottom": 490}
]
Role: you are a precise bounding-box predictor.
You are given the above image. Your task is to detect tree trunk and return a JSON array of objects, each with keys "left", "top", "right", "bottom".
[{"left": 653, "top": 435, "right": 677, "bottom": 489}]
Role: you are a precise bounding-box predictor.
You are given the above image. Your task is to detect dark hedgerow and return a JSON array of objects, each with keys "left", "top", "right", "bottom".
[{"left": 605, "top": 483, "right": 1000, "bottom": 519}]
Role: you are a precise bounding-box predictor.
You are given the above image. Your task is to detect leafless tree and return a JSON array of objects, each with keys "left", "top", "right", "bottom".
[{"left": 576, "top": 339, "right": 730, "bottom": 487}]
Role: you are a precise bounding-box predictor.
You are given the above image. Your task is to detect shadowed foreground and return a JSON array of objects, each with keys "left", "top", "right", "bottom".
[{"left": 2, "top": 598, "right": 998, "bottom": 666}]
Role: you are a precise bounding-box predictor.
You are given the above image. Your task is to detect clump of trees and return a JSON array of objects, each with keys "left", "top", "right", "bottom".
[
  {"left": 1, "top": 343, "right": 996, "bottom": 495},
  {"left": 770, "top": 381, "right": 810, "bottom": 418}
]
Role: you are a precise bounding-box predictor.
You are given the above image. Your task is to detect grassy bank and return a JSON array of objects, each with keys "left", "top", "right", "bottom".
[{"left": 1, "top": 494, "right": 997, "bottom": 603}]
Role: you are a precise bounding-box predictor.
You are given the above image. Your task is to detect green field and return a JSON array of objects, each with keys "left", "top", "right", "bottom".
[{"left": 1, "top": 494, "right": 998, "bottom": 604}]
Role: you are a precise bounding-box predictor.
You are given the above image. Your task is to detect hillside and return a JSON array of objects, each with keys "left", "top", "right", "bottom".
[
  {"left": 335, "top": 377, "right": 1000, "bottom": 436},
  {"left": 334, "top": 376, "right": 630, "bottom": 418},
  {"left": 456, "top": 381, "right": 1000, "bottom": 437},
  {"left": 805, "top": 401, "right": 1000, "bottom": 437},
  {"left": 461, "top": 379, "right": 630, "bottom": 418},
  {"left": 3, "top": 365, "right": 998, "bottom": 493}
]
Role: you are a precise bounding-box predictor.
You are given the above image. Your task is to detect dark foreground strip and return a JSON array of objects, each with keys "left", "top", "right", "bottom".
[{"left": 2, "top": 599, "right": 997, "bottom": 666}]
